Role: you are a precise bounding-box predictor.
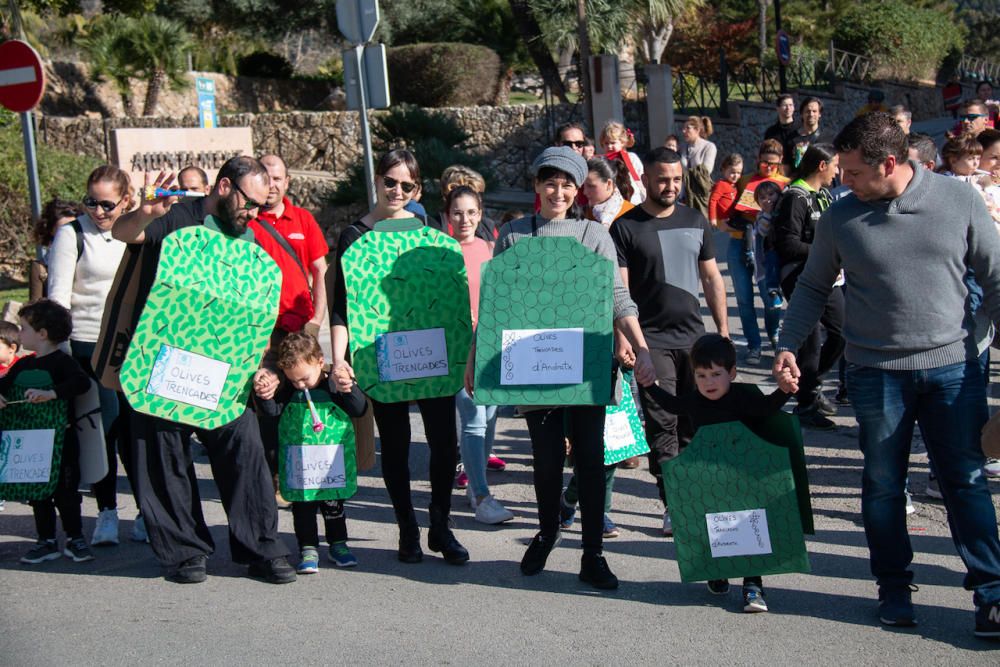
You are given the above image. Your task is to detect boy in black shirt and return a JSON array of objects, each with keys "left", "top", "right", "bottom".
[
  {"left": 646, "top": 333, "right": 798, "bottom": 612},
  {"left": 0, "top": 300, "right": 91, "bottom": 563}
]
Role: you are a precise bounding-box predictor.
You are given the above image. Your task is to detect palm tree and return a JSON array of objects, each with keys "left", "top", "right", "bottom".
[
  {"left": 130, "top": 15, "right": 192, "bottom": 116},
  {"left": 80, "top": 15, "right": 141, "bottom": 117}
]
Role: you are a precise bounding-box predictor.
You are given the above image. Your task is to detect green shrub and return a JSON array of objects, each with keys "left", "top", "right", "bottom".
[
  {"left": 386, "top": 43, "right": 501, "bottom": 107},
  {"left": 833, "top": 1, "right": 964, "bottom": 81},
  {"left": 237, "top": 51, "right": 294, "bottom": 79},
  {"left": 0, "top": 110, "right": 102, "bottom": 282}
]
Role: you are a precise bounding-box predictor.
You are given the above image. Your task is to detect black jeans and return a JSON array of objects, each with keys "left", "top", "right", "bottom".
[
  {"left": 781, "top": 277, "right": 845, "bottom": 407},
  {"left": 292, "top": 499, "right": 347, "bottom": 550},
  {"left": 525, "top": 406, "right": 606, "bottom": 554},
  {"left": 637, "top": 347, "right": 695, "bottom": 505},
  {"left": 31, "top": 432, "right": 82, "bottom": 541},
  {"left": 131, "top": 407, "right": 288, "bottom": 568},
  {"left": 371, "top": 396, "right": 457, "bottom": 527}
]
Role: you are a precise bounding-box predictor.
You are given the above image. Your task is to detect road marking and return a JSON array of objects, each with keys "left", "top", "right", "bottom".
[{"left": 0, "top": 66, "right": 37, "bottom": 87}]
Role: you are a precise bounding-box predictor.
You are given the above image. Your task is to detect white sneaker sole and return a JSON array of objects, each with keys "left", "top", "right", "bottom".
[
  {"left": 63, "top": 549, "right": 95, "bottom": 563},
  {"left": 21, "top": 551, "right": 62, "bottom": 564}
]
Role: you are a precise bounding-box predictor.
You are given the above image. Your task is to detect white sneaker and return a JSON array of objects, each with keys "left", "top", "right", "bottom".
[
  {"left": 131, "top": 514, "right": 149, "bottom": 543},
  {"left": 474, "top": 495, "right": 514, "bottom": 525},
  {"left": 92, "top": 508, "right": 120, "bottom": 546},
  {"left": 0, "top": 499, "right": 5, "bottom": 511},
  {"left": 904, "top": 491, "right": 916, "bottom": 515},
  {"left": 663, "top": 510, "right": 674, "bottom": 537},
  {"left": 984, "top": 458, "right": 1000, "bottom": 479}
]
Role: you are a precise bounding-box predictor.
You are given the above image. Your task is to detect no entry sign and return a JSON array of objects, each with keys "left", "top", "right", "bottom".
[{"left": 0, "top": 40, "right": 46, "bottom": 113}]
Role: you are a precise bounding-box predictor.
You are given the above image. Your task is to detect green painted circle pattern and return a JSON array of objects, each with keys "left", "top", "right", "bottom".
[
  {"left": 474, "top": 236, "right": 614, "bottom": 406},
  {"left": 603, "top": 371, "right": 650, "bottom": 466},
  {"left": 342, "top": 226, "right": 472, "bottom": 404},
  {"left": 0, "top": 370, "right": 67, "bottom": 501},
  {"left": 661, "top": 421, "right": 810, "bottom": 583},
  {"left": 278, "top": 390, "right": 357, "bottom": 502},
  {"left": 119, "top": 226, "right": 281, "bottom": 429}
]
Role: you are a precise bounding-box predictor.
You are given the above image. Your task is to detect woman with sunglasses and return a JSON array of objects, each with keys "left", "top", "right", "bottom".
[
  {"left": 330, "top": 148, "right": 469, "bottom": 565},
  {"left": 47, "top": 164, "right": 137, "bottom": 547},
  {"left": 719, "top": 139, "right": 789, "bottom": 366},
  {"left": 465, "top": 146, "right": 655, "bottom": 590}
]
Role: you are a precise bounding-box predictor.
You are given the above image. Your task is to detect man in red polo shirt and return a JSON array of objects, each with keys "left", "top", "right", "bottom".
[{"left": 257, "top": 154, "right": 330, "bottom": 332}]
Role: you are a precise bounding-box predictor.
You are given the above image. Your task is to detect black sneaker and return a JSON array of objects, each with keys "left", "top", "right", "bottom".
[
  {"left": 975, "top": 602, "right": 1000, "bottom": 638},
  {"left": 707, "top": 579, "right": 730, "bottom": 594},
  {"left": 579, "top": 552, "right": 619, "bottom": 590},
  {"left": 520, "top": 532, "right": 561, "bottom": 576},
  {"left": 248, "top": 556, "right": 297, "bottom": 584},
  {"left": 795, "top": 406, "right": 837, "bottom": 431},
  {"left": 63, "top": 537, "right": 95, "bottom": 563},
  {"left": 167, "top": 554, "right": 208, "bottom": 584},
  {"left": 878, "top": 584, "right": 917, "bottom": 627},
  {"left": 813, "top": 393, "right": 837, "bottom": 417},
  {"left": 21, "top": 539, "right": 61, "bottom": 564}
]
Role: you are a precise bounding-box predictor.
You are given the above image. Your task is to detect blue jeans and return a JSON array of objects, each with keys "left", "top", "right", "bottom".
[
  {"left": 456, "top": 389, "right": 498, "bottom": 499},
  {"left": 847, "top": 359, "right": 1000, "bottom": 604},
  {"left": 727, "top": 237, "right": 781, "bottom": 350}
]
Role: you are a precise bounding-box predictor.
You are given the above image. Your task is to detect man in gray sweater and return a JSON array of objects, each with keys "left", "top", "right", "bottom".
[{"left": 773, "top": 112, "right": 1000, "bottom": 638}]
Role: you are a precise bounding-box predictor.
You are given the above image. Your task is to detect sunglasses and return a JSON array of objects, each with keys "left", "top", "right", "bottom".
[
  {"left": 961, "top": 113, "right": 988, "bottom": 121},
  {"left": 82, "top": 195, "right": 125, "bottom": 213},
  {"left": 759, "top": 161, "right": 781, "bottom": 168},
  {"left": 231, "top": 180, "right": 263, "bottom": 210},
  {"left": 383, "top": 176, "right": 418, "bottom": 195},
  {"left": 562, "top": 140, "right": 586, "bottom": 148}
]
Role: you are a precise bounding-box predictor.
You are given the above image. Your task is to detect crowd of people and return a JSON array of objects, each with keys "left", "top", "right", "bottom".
[{"left": 2, "top": 87, "right": 1000, "bottom": 638}]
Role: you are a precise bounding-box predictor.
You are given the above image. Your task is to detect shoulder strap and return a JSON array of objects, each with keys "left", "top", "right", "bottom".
[
  {"left": 71, "top": 218, "right": 84, "bottom": 262},
  {"left": 255, "top": 220, "right": 308, "bottom": 281}
]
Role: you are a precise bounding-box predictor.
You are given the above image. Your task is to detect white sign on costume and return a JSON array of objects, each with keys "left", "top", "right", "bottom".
[
  {"left": 500, "top": 328, "right": 584, "bottom": 385},
  {"left": 145, "top": 345, "right": 231, "bottom": 411},
  {"left": 375, "top": 328, "right": 449, "bottom": 382},
  {"left": 705, "top": 509, "right": 773, "bottom": 558},
  {"left": 604, "top": 411, "right": 635, "bottom": 452},
  {"left": 286, "top": 445, "right": 347, "bottom": 490},
  {"left": 0, "top": 429, "right": 55, "bottom": 483}
]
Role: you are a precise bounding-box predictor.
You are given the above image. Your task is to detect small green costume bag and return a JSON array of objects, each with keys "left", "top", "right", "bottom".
[
  {"left": 278, "top": 388, "right": 357, "bottom": 502},
  {"left": 0, "top": 370, "right": 67, "bottom": 501},
  {"left": 120, "top": 220, "right": 281, "bottom": 429},
  {"left": 342, "top": 220, "right": 472, "bottom": 404},
  {"left": 603, "top": 370, "right": 649, "bottom": 466}
]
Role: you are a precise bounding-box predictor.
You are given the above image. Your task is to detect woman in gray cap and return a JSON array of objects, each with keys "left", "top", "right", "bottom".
[{"left": 465, "top": 146, "right": 655, "bottom": 590}]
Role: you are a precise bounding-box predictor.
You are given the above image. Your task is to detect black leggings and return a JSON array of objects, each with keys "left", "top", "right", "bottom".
[
  {"left": 31, "top": 433, "right": 82, "bottom": 541},
  {"left": 525, "top": 406, "right": 607, "bottom": 554},
  {"left": 292, "top": 499, "right": 347, "bottom": 550},
  {"left": 782, "top": 277, "right": 845, "bottom": 407},
  {"left": 371, "top": 396, "right": 457, "bottom": 524}
]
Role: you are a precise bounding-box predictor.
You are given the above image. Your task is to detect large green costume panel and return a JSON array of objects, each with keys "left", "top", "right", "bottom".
[
  {"left": 0, "top": 370, "right": 66, "bottom": 501},
  {"left": 278, "top": 390, "right": 357, "bottom": 502},
  {"left": 474, "top": 236, "right": 614, "bottom": 406},
  {"left": 662, "top": 420, "right": 811, "bottom": 583},
  {"left": 342, "top": 222, "right": 472, "bottom": 403},
  {"left": 120, "top": 222, "right": 281, "bottom": 429}
]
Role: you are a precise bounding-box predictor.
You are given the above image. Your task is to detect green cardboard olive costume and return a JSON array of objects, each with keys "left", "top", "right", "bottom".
[
  {"left": 341, "top": 220, "right": 472, "bottom": 403},
  {"left": 0, "top": 370, "right": 66, "bottom": 501},
  {"left": 661, "top": 415, "right": 812, "bottom": 583},
  {"left": 278, "top": 390, "right": 357, "bottom": 502},
  {"left": 474, "top": 236, "right": 615, "bottom": 406},
  {"left": 119, "top": 221, "right": 281, "bottom": 429}
]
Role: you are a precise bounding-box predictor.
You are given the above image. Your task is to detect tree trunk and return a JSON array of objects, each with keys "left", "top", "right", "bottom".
[
  {"left": 143, "top": 69, "right": 166, "bottom": 116},
  {"left": 758, "top": 0, "right": 768, "bottom": 66},
  {"left": 576, "top": 0, "right": 593, "bottom": 130},
  {"left": 508, "top": 0, "right": 569, "bottom": 103},
  {"left": 493, "top": 66, "right": 514, "bottom": 106},
  {"left": 642, "top": 21, "right": 673, "bottom": 65}
]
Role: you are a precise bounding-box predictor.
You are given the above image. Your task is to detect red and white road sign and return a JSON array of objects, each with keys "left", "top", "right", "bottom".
[{"left": 0, "top": 40, "right": 46, "bottom": 113}]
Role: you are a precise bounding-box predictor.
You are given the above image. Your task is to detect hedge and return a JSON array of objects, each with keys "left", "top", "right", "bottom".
[{"left": 387, "top": 43, "right": 501, "bottom": 107}]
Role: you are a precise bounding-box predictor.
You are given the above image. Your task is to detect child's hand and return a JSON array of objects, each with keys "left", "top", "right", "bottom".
[
  {"left": 253, "top": 368, "right": 280, "bottom": 400},
  {"left": 25, "top": 389, "right": 56, "bottom": 403},
  {"left": 333, "top": 365, "right": 354, "bottom": 393},
  {"left": 777, "top": 371, "right": 799, "bottom": 395}
]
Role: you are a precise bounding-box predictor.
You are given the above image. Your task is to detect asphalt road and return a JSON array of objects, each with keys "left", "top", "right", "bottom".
[{"left": 1, "top": 231, "right": 999, "bottom": 665}]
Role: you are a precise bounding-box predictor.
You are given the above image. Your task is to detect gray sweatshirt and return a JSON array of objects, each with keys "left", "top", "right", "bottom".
[
  {"left": 494, "top": 215, "right": 639, "bottom": 320},
  {"left": 778, "top": 163, "right": 1000, "bottom": 370}
]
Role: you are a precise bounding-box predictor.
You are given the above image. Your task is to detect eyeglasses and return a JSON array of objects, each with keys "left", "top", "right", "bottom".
[
  {"left": 231, "top": 180, "right": 263, "bottom": 210},
  {"left": 759, "top": 160, "right": 781, "bottom": 168},
  {"left": 82, "top": 195, "right": 125, "bottom": 213},
  {"left": 960, "top": 113, "right": 988, "bottom": 122},
  {"left": 383, "top": 176, "right": 418, "bottom": 195},
  {"left": 561, "top": 140, "right": 586, "bottom": 149}
]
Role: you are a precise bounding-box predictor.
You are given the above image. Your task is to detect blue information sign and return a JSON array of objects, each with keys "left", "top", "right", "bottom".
[{"left": 196, "top": 77, "right": 217, "bottom": 129}]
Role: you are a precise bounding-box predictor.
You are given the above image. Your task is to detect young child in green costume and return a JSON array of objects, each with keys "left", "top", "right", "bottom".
[
  {"left": 0, "top": 300, "right": 91, "bottom": 563},
  {"left": 255, "top": 331, "right": 367, "bottom": 573},
  {"left": 646, "top": 333, "right": 799, "bottom": 613}
]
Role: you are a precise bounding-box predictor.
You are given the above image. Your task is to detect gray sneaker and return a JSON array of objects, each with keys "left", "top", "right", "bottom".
[
  {"left": 745, "top": 348, "right": 762, "bottom": 365},
  {"left": 21, "top": 540, "right": 61, "bottom": 564},
  {"left": 63, "top": 537, "right": 95, "bottom": 563}
]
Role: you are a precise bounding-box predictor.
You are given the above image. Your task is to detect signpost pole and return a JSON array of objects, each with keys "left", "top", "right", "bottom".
[
  {"left": 356, "top": 45, "right": 377, "bottom": 210},
  {"left": 20, "top": 111, "right": 42, "bottom": 220}
]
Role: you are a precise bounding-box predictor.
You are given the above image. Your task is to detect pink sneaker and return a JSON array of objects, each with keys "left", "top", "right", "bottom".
[
  {"left": 454, "top": 464, "right": 469, "bottom": 489},
  {"left": 487, "top": 455, "right": 507, "bottom": 472}
]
